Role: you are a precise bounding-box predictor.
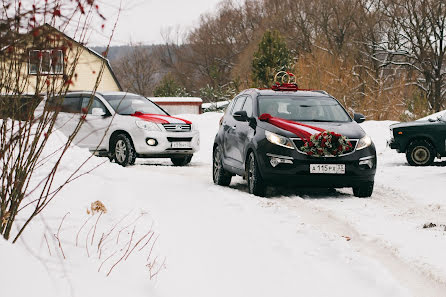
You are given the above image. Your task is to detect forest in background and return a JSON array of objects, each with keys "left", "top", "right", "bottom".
[{"left": 107, "top": 0, "right": 446, "bottom": 121}]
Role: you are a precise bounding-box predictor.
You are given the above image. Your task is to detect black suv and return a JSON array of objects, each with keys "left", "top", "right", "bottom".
[
  {"left": 212, "top": 88, "right": 377, "bottom": 197},
  {"left": 388, "top": 113, "right": 446, "bottom": 166}
]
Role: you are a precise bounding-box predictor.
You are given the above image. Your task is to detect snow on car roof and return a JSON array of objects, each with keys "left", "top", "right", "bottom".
[
  {"left": 417, "top": 110, "right": 445, "bottom": 121},
  {"left": 148, "top": 97, "right": 203, "bottom": 103}
]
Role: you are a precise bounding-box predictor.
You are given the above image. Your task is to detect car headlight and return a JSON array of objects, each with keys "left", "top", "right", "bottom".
[
  {"left": 135, "top": 120, "right": 161, "bottom": 131},
  {"left": 191, "top": 123, "right": 197, "bottom": 131},
  {"left": 356, "top": 135, "right": 372, "bottom": 150},
  {"left": 265, "top": 130, "right": 294, "bottom": 149}
]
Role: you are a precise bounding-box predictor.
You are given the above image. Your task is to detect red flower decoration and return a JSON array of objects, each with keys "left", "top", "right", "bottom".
[{"left": 300, "top": 130, "right": 352, "bottom": 157}]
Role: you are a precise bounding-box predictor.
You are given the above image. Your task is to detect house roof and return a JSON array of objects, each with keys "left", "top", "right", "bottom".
[
  {"left": 40, "top": 24, "right": 122, "bottom": 91},
  {"left": 2, "top": 24, "right": 122, "bottom": 91}
]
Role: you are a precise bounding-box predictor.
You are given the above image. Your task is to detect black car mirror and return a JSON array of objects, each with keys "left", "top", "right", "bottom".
[
  {"left": 233, "top": 110, "right": 248, "bottom": 122},
  {"left": 354, "top": 113, "right": 366, "bottom": 123}
]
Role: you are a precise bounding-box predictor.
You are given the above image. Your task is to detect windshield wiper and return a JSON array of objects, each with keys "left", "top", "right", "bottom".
[{"left": 305, "top": 119, "right": 330, "bottom": 122}]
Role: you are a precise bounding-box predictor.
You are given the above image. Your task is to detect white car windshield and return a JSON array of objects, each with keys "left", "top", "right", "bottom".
[
  {"left": 103, "top": 94, "right": 167, "bottom": 115},
  {"left": 258, "top": 95, "right": 351, "bottom": 122}
]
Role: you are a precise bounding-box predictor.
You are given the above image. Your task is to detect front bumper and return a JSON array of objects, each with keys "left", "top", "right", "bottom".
[
  {"left": 387, "top": 138, "right": 401, "bottom": 152},
  {"left": 132, "top": 129, "right": 200, "bottom": 157},
  {"left": 256, "top": 142, "right": 376, "bottom": 187}
]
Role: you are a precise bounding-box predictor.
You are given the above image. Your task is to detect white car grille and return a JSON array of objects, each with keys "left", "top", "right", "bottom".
[{"left": 162, "top": 123, "right": 191, "bottom": 132}]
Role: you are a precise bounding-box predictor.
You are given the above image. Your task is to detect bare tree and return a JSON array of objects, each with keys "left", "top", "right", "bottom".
[
  {"left": 0, "top": 0, "right": 116, "bottom": 242},
  {"left": 113, "top": 44, "right": 159, "bottom": 96},
  {"left": 382, "top": 0, "right": 446, "bottom": 112}
]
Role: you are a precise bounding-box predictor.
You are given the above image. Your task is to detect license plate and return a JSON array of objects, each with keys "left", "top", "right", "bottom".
[
  {"left": 171, "top": 142, "right": 191, "bottom": 149},
  {"left": 310, "top": 164, "right": 345, "bottom": 174}
]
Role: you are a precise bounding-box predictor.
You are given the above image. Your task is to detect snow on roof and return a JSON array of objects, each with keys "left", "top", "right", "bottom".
[
  {"left": 148, "top": 97, "right": 203, "bottom": 103},
  {"left": 202, "top": 100, "right": 230, "bottom": 109}
]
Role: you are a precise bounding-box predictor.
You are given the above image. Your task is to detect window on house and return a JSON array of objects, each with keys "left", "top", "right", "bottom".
[{"left": 29, "top": 49, "right": 63, "bottom": 75}]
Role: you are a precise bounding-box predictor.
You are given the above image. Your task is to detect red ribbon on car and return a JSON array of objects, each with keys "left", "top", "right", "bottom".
[
  {"left": 131, "top": 111, "right": 192, "bottom": 124},
  {"left": 258, "top": 113, "right": 325, "bottom": 141}
]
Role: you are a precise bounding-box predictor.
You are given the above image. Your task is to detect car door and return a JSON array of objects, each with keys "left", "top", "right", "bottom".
[
  {"left": 223, "top": 96, "right": 246, "bottom": 167},
  {"left": 234, "top": 96, "right": 254, "bottom": 165},
  {"left": 436, "top": 114, "right": 446, "bottom": 154},
  {"left": 78, "top": 95, "right": 113, "bottom": 150},
  {"left": 54, "top": 95, "right": 83, "bottom": 141}
]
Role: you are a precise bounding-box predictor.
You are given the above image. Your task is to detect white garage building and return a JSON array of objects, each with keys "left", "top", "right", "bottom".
[{"left": 149, "top": 97, "right": 203, "bottom": 115}]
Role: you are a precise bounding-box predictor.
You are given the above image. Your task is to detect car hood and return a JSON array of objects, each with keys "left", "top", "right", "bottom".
[
  {"left": 131, "top": 112, "right": 192, "bottom": 124},
  {"left": 258, "top": 120, "right": 366, "bottom": 140},
  {"left": 390, "top": 120, "right": 441, "bottom": 129}
]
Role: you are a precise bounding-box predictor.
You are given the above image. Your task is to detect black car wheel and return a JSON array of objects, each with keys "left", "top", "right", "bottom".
[
  {"left": 406, "top": 140, "right": 435, "bottom": 166},
  {"left": 171, "top": 155, "right": 192, "bottom": 166},
  {"left": 112, "top": 134, "right": 136, "bottom": 167},
  {"left": 353, "top": 181, "right": 374, "bottom": 198},
  {"left": 213, "top": 146, "right": 232, "bottom": 186},
  {"left": 246, "top": 152, "right": 266, "bottom": 197}
]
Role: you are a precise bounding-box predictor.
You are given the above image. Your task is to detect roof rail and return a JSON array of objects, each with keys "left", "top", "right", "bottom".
[{"left": 311, "top": 90, "right": 328, "bottom": 95}]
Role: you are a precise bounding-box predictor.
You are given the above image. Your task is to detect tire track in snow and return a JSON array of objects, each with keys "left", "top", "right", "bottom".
[
  {"left": 133, "top": 161, "right": 446, "bottom": 295},
  {"left": 276, "top": 186, "right": 446, "bottom": 297}
]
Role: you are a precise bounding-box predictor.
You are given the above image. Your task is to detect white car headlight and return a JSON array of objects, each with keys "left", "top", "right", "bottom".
[
  {"left": 135, "top": 120, "right": 161, "bottom": 131},
  {"left": 357, "top": 135, "right": 372, "bottom": 150},
  {"left": 265, "top": 130, "right": 294, "bottom": 149},
  {"left": 191, "top": 123, "right": 197, "bottom": 131}
]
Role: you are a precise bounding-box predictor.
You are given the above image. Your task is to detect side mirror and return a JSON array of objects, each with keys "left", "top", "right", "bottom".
[
  {"left": 91, "top": 108, "right": 106, "bottom": 116},
  {"left": 233, "top": 110, "right": 248, "bottom": 122},
  {"left": 354, "top": 113, "right": 366, "bottom": 123}
]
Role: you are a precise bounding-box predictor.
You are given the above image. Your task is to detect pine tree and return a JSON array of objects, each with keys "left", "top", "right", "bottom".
[
  {"left": 252, "top": 30, "right": 292, "bottom": 88},
  {"left": 153, "top": 75, "right": 190, "bottom": 97}
]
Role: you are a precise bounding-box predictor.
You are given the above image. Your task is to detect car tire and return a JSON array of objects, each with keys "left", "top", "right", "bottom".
[
  {"left": 112, "top": 134, "right": 136, "bottom": 167},
  {"left": 353, "top": 181, "right": 374, "bottom": 198},
  {"left": 171, "top": 155, "right": 192, "bottom": 166},
  {"left": 406, "top": 140, "right": 435, "bottom": 166},
  {"left": 213, "top": 146, "right": 232, "bottom": 186},
  {"left": 246, "top": 152, "right": 266, "bottom": 197}
]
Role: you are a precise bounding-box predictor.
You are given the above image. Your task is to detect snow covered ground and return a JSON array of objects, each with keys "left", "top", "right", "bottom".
[{"left": 2, "top": 112, "right": 446, "bottom": 297}]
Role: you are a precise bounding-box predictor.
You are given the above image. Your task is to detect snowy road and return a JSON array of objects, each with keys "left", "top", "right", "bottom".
[
  {"left": 125, "top": 113, "right": 446, "bottom": 296},
  {"left": 4, "top": 113, "right": 446, "bottom": 297}
]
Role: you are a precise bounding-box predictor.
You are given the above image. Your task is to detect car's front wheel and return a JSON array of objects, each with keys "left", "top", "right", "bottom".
[
  {"left": 112, "top": 134, "right": 136, "bottom": 167},
  {"left": 213, "top": 146, "right": 232, "bottom": 186},
  {"left": 246, "top": 152, "right": 266, "bottom": 197},
  {"left": 171, "top": 155, "right": 192, "bottom": 166},
  {"left": 406, "top": 140, "right": 435, "bottom": 166},
  {"left": 353, "top": 181, "right": 374, "bottom": 198}
]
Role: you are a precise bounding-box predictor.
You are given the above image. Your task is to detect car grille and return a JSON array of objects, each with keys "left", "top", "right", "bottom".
[
  {"left": 162, "top": 123, "right": 191, "bottom": 132},
  {"left": 167, "top": 137, "right": 192, "bottom": 142},
  {"left": 292, "top": 139, "right": 358, "bottom": 156}
]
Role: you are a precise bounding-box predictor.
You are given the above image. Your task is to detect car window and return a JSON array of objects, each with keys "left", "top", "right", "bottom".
[
  {"left": 232, "top": 96, "right": 246, "bottom": 115},
  {"left": 60, "top": 96, "right": 82, "bottom": 113},
  {"left": 242, "top": 96, "right": 253, "bottom": 117},
  {"left": 103, "top": 94, "right": 167, "bottom": 115},
  {"left": 258, "top": 95, "right": 351, "bottom": 122},
  {"left": 81, "top": 97, "right": 108, "bottom": 115}
]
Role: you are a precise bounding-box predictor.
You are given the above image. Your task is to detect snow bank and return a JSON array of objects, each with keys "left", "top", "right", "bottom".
[{"left": 0, "top": 238, "right": 56, "bottom": 297}]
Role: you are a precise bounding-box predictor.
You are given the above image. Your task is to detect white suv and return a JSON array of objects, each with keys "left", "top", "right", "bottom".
[{"left": 36, "top": 91, "right": 200, "bottom": 166}]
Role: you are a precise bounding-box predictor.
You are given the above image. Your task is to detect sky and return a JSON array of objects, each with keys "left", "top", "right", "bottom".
[{"left": 88, "top": 0, "right": 226, "bottom": 46}]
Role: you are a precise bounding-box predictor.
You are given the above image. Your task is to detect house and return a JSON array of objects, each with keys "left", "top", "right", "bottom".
[
  {"left": 149, "top": 97, "right": 203, "bottom": 115},
  {"left": 1, "top": 24, "right": 122, "bottom": 95}
]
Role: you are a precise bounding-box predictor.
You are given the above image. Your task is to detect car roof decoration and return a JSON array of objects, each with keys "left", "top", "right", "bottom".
[{"left": 270, "top": 71, "right": 299, "bottom": 91}]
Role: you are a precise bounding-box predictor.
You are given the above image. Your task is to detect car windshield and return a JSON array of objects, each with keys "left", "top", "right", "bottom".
[
  {"left": 258, "top": 95, "right": 351, "bottom": 122},
  {"left": 102, "top": 94, "right": 167, "bottom": 115}
]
